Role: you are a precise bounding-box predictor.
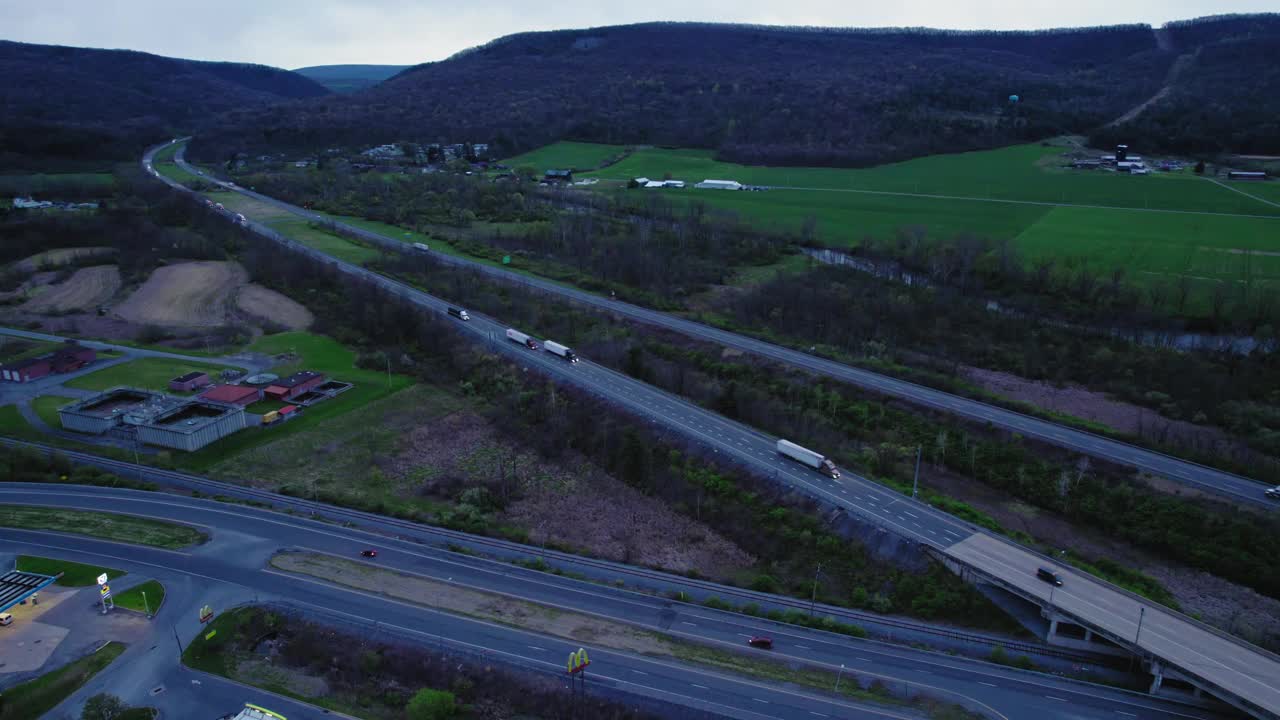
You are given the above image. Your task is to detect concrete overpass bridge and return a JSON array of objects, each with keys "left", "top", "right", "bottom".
[{"left": 936, "top": 534, "right": 1280, "bottom": 720}]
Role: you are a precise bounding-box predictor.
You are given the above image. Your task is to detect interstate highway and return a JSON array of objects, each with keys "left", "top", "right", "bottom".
[
  {"left": 0, "top": 485, "right": 1236, "bottom": 720},
  {"left": 144, "top": 141, "right": 1280, "bottom": 718},
  {"left": 162, "top": 140, "right": 1273, "bottom": 507}
]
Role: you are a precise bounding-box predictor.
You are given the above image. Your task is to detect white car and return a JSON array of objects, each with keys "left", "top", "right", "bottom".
[{"left": 1266, "top": 486, "right": 1280, "bottom": 500}]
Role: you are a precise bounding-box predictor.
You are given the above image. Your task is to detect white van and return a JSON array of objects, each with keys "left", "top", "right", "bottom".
[{"left": 0, "top": 612, "right": 13, "bottom": 626}]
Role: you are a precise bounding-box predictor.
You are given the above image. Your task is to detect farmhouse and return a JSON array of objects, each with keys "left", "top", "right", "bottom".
[
  {"left": 263, "top": 370, "right": 326, "bottom": 401},
  {"left": 695, "top": 179, "right": 743, "bottom": 190},
  {"left": 49, "top": 345, "right": 95, "bottom": 373},
  {"left": 198, "top": 384, "right": 262, "bottom": 406},
  {"left": 169, "top": 371, "right": 210, "bottom": 392},
  {"left": 544, "top": 169, "right": 573, "bottom": 183}
]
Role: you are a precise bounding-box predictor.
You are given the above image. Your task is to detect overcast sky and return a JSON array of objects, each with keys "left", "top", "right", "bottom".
[{"left": 1, "top": 0, "right": 1272, "bottom": 68}]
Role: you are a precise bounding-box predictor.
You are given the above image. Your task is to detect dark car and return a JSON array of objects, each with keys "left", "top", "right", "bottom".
[
  {"left": 360, "top": 549, "right": 378, "bottom": 558},
  {"left": 1036, "top": 567, "right": 1063, "bottom": 586},
  {"left": 747, "top": 636, "right": 773, "bottom": 649}
]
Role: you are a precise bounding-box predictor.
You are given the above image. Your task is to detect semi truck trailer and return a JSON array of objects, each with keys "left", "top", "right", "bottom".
[
  {"left": 776, "top": 439, "right": 840, "bottom": 478},
  {"left": 413, "top": 242, "right": 430, "bottom": 252},
  {"left": 506, "top": 328, "right": 538, "bottom": 350},
  {"left": 543, "top": 340, "right": 579, "bottom": 363},
  {"left": 447, "top": 307, "right": 470, "bottom": 321}
]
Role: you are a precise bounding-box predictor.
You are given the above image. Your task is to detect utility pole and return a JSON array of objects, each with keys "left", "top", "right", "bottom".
[
  {"left": 911, "top": 445, "right": 922, "bottom": 499},
  {"left": 384, "top": 353, "right": 391, "bottom": 388},
  {"left": 810, "top": 563, "right": 823, "bottom": 617},
  {"left": 142, "top": 590, "right": 150, "bottom": 618},
  {"left": 835, "top": 664, "right": 845, "bottom": 693}
]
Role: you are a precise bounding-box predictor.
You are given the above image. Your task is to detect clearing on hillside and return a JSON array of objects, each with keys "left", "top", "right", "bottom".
[
  {"left": 13, "top": 247, "right": 116, "bottom": 273},
  {"left": 22, "top": 265, "right": 121, "bottom": 313},
  {"left": 112, "top": 261, "right": 248, "bottom": 327},
  {"left": 235, "top": 284, "right": 314, "bottom": 330}
]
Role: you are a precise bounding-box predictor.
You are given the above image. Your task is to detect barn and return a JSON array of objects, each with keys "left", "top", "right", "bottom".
[
  {"left": 49, "top": 344, "right": 96, "bottom": 373},
  {"left": 0, "top": 357, "right": 52, "bottom": 383},
  {"left": 263, "top": 370, "right": 326, "bottom": 401}
]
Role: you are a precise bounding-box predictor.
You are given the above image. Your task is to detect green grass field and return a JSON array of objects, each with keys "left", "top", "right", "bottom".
[
  {"left": 0, "top": 340, "right": 60, "bottom": 364},
  {"left": 113, "top": 579, "right": 165, "bottom": 614},
  {"left": 64, "top": 357, "right": 235, "bottom": 393},
  {"left": 0, "top": 641, "right": 126, "bottom": 720},
  {"left": 0, "top": 506, "right": 206, "bottom": 548},
  {"left": 16, "top": 555, "right": 125, "bottom": 586},
  {"left": 504, "top": 141, "right": 633, "bottom": 172},
  {"left": 208, "top": 191, "right": 383, "bottom": 265},
  {"left": 179, "top": 332, "right": 413, "bottom": 470},
  {"left": 505, "top": 141, "right": 1280, "bottom": 310},
  {"left": 31, "top": 395, "right": 75, "bottom": 427}
]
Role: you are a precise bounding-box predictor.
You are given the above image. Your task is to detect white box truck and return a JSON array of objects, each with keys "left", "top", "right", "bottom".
[
  {"left": 776, "top": 439, "right": 840, "bottom": 478},
  {"left": 543, "top": 340, "right": 579, "bottom": 363},
  {"left": 506, "top": 328, "right": 538, "bottom": 350},
  {"left": 413, "top": 242, "right": 430, "bottom": 252}
]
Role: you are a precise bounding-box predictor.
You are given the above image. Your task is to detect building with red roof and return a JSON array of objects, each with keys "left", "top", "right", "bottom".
[{"left": 197, "top": 384, "right": 261, "bottom": 406}]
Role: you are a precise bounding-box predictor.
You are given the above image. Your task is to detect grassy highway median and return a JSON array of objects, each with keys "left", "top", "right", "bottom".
[{"left": 0, "top": 505, "right": 207, "bottom": 549}]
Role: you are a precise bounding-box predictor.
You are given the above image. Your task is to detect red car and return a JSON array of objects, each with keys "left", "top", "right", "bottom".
[
  {"left": 360, "top": 549, "right": 378, "bottom": 558},
  {"left": 747, "top": 636, "right": 773, "bottom": 649}
]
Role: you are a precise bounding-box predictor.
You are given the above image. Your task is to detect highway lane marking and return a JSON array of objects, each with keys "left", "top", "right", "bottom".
[
  {"left": 1045, "top": 696, "right": 1067, "bottom": 702},
  {"left": 810, "top": 713, "right": 828, "bottom": 718},
  {"left": 795, "top": 644, "right": 811, "bottom": 650},
  {"left": 753, "top": 698, "right": 770, "bottom": 704},
  {"left": 1115, "top": 713, "right": 1136, "bottom": 717},
  {"left": 682, "top": 621, "right": 698, "bottom": 627},
  {"left": 979, "top": 682, "right": 998, "bottom": 687},
  {"left": 528, "top": 645, "right": 547, "bottom": 652},
  {"left": 691, "top": 684, "right": 709, "bottom": 690},
  {"left": 904, "top": 511, "right": 918, "bottom": 518},
  {"left": 632, "top": 670, "right": 647, "bottom": 675}
]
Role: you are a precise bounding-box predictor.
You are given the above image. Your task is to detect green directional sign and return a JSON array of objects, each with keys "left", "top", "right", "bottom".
[{"left": 502, "top": 255, "right": 511, "bottom": 265}]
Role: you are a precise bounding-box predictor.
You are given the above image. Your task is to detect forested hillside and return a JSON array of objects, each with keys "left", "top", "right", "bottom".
[
  {"left": 0, "top": 41, "right": 329, "bottom": 170},
  {"left": 195, "top": 15, "right": 1280, "bottom": 166},
  {"left": 195, "top": 22, "right": 1171, "bottom": 167},
  {"left": 1093, "top": 14, "right": 1280, "bottom": 155}
]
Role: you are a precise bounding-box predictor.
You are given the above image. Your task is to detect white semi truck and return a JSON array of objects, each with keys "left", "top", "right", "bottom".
[
  {"left": 776, "top": 439, "right": 840, "bottom": 478},
  {"left": 506, "top": 328, "right": 538, "bottom": 350},
  {"left": 543, "top": 340, "right": 579, "bottom": 363}
]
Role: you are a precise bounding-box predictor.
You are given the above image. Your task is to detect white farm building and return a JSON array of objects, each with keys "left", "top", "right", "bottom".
[{"left": 695, "top": 179, "right": 742, "bottom": 190}]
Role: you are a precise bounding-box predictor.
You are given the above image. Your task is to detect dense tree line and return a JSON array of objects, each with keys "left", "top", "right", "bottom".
[
  {"left": 0, "top": 169, "right": 241, "bottom": 290},
  {"left": 721, "top": 263, "right": 1280, "bottom": 464},
  {"left": 192, "top": 21, "right": 1174, "bottom": 168}
]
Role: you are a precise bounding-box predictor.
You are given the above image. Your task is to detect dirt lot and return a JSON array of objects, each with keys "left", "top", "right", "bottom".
[
  {"left": 21, "top": 265, "right": 121, "bottom": 313},
  {"left": 0, "top": 271, "right": 57, "bottom": 302},
  {"left": 389, "top": 411, "right": 755, "bottom": 579},
  {"left": 13, "top": 247, "right": 115, "bottom": 273},
  {"left": 271, "top": 552, "right": 670, "bottom": 655},
  {"left": 918, "top": 462, "right": 1280, "bottom": 650},
  {"left": 112, "top": 260, "right": 248, "bottom": 327},
  {"left": 235, "top": 284, "right": 313, "bottom": 330}
]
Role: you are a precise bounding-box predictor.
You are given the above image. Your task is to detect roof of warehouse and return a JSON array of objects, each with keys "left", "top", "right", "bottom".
[{"left": 198, "top": 384, "right": 259, "bottom": 402}]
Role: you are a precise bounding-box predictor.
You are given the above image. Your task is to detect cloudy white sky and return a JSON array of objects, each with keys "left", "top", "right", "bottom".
[{"left": 1, "top": 0, "right": 1272, "bottom": 68}]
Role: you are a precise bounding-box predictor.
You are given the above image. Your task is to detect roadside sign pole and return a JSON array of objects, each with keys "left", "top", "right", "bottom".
[{"left": 142, "top": 590, "right": 150, "bottom": 618}]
